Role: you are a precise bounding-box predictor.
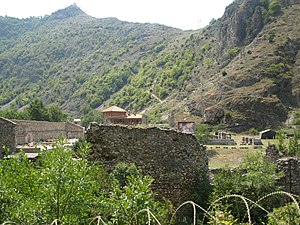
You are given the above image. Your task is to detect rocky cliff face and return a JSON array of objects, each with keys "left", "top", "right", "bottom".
[
  {"left": 182, "top": 0, "right": 300, "bottom": 131},
  {"left": 218, "top": 0, "right": 266, "bottom": 54},
  {"left": 278, "top": 0, "right": 300, "bottom": 5}
]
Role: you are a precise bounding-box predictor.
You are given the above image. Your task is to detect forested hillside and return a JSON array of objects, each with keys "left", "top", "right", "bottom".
[{"left": 0, "top": 1, "right": 300, "bottom": 130}]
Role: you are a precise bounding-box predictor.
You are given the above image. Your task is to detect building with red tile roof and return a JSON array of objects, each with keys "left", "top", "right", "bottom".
[{"left": 101, "top": 106, "right": 144, "bottom": 125}]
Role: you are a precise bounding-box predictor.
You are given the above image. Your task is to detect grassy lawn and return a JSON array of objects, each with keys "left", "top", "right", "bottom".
[
  {"left": 206, "top": 135, "right": 278, "bottom": 169},
  {"left": 207, "top": 147, "right": 259, "bottom": 169}
]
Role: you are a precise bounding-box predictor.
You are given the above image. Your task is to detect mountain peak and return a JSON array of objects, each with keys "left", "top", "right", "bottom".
[{"left": 49, "top": 4, "right": 85, "bottom": 20}]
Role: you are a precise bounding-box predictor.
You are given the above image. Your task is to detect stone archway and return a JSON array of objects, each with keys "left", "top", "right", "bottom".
[{"left": 25, "top": 133, "right": 33, "bottom": 144}]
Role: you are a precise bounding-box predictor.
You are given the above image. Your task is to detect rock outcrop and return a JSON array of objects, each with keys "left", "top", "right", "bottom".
[{"left": 218, "top": 0, "right": 266, "bottom": 54}]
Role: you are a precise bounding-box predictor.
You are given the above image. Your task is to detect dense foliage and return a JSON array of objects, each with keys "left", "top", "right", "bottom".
[
  {"left": 0, "top": 5, "right": 182, "bottom": 118},
  {"left": 0, "top": 140, "right": 170, "bottom": 224},
  {"left": 195, "top": 124, "right": 212, "bottom": 144},
  {"left": 210, "top": 152, "right": 285, "bottom": 224},
  {"left": 0, "top": 138, "right": 299, "bottom": 224},
  {"left": 276, "top": 129, "right": 300, "bottom": 157},
  {"left": 267, "top": 202, "right": 300, "bottom": 225},
  {"left": 0, "top": 99, "right": 67, "bottom": 122}
]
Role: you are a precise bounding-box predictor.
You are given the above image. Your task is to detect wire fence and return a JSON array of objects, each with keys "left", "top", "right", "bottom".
[{"left": 1, "top": 191, "right": 299, "bottom": 225}]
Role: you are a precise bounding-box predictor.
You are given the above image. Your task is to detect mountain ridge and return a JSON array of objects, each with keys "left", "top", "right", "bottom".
[{"left": 0, "top": 0, "right": 299, "bottom": 131}]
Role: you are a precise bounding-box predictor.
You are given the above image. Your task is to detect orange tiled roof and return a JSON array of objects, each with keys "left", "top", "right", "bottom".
[{"left": 101, "top": 106, "right": 127, "bottom": 113}]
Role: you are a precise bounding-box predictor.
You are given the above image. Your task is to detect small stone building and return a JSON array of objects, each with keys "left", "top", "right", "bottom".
[
  {"left": 0, "top": 117, "right": 84, "bottom": 157},
  {"left": 101, "top": 105, "right": 144, "bottom": 125},
  {"left": 260, "top": 129, "right": 277, "bottom": 139},
  {"left": 177, "top": 121, "right": 195, "bottom": 134}
]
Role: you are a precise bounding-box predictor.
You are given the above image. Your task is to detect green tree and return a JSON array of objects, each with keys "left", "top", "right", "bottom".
[
  {"left": 37, "top": 139, "right": 100, "bottom": 224},
  {"left": 0, "top": 139, "right": 102, "bottom": 224},
  {"left": 26, "top": 99, "right": 48, "bottom": 121},
  {"left": 24, "top": 99, "right": 67, "bottom": 122},
  {"left": 276, "top": 129, "right": 300, "bottom": 157},
  {"left": 81, "top": 109, "right": 103, "bottom": 127},
  {"left": 0, "top": 153, "right": 40, "bottom": 223},
  {"left": 275, "top": 129, "right": 286, "bottom": 153},
  {"left": 47, "top": 104, "right": 68, "bottom": 122},
  {"left": 195, "top": 124, "right": 211, "bottom": 144},
  {"left": 227, "top": 47, "right": 240, "bottom": 59},
  {"left": 0, "top": 105, "right": 30, "bottom": 120},
  {"left": 286, "top": 130, "right": 300, "bottom": 157}
]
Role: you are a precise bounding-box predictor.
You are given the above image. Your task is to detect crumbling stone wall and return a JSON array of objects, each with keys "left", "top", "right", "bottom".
[
  {"left": 86, "top": 123, "right": 208, "bottom": 206},
  {"left": 0, "top": 117, "right": 17, "bottom": 157},
  {"left": 265, "top": 144, "right": 280, "bottom": 163},
  {"left": 265, "top": 145, "right": 300, "bottom": 196},
  {"left": 277, "top": 157, "right": 300, "bottom": 196}
]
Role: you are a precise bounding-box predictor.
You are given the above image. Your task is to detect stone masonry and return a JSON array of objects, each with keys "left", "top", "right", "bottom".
[
  {"left": 277, "top": 157, "right": 300, "bottom": 196},
  {"left": 265, "top": 145, "right": 300, "bottom": 196},
  {"left": 86, "top": 123, "right": 208, "bottom": 206},
  {"left": 0, "top": 117, "right": 84, "bottom": 157},
  {"left": 0, "top": 118, "right": 16, "bottom": 157},
  {"left": 12, "top": 119, "right": 84, "bottom": 145}
]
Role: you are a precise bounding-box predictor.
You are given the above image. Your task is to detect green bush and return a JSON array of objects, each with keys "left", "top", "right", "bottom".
[
  {"left": 195, "top": 124, "right": 211, "bottom": 144},
  {"left": 227, "top": 47, "right": 240, "bottom": 58},
  {"left": 267, "top": 203, "right": 300, "bottom": 225},
  {"left": 268, "top": 32, "right": 276, "bottom": 43},
  {"left": 276, "top": 129, "right": 300, "bottom": 157},
  {"left": 248, "top": 127, "right": 259, "bottom": 135},
  {"left": 267, "top": 62, "right": 289, "bottom": 75},
  {"left": 269, "top": 0, "right": 282, "bottom": 16}
]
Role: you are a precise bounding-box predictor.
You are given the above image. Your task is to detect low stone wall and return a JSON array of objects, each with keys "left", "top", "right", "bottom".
[
  {"left": 86, "top": 123, "right": 208, "bottom": 206},
  {"left": 206, "top": 139, "right": 236, "bottom": 145},
  {"left": 265, "top": 144, "right": 280, "bottom": 163}
]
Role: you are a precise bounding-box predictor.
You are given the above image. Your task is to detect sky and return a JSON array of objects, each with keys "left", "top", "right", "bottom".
[{"left": 0, "top": 0, "right": 234, "bottom": 30}]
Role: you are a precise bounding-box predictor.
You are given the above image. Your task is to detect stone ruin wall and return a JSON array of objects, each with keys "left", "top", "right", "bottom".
[
  {"left": 12, "top": 120, "right": 84, "bottom": 145},
  {"left": 13, "top": 120, "right": 67, "bottom": 145},
  {"left": 0, "top": 118, "right": 16, "bottom": 157},
  {"left": 277, "top": 157, "right": 300, "bottom": 195},
  {"left": 266, "top": 145, "right": 300, "bottom": 196},
  {"left": 86, "top": 123, "right": 208, "bottom": 206},
  {"left": 0, "top": 118, "right": 84, "bottom": 156},
  {"left": 65, "top": 122, "right": 85, "bottom": 139}
]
